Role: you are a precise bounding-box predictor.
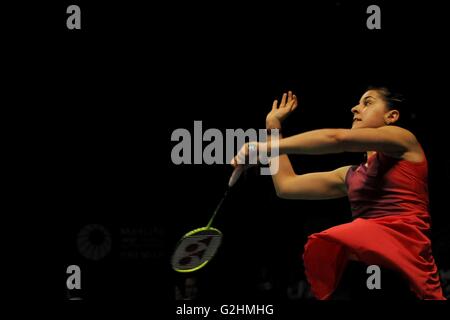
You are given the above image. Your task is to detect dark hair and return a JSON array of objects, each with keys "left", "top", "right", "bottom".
[
  {"left": 367, "top": 86, "right": 405, "bottom": 112},
  {"left": 367, "top": 86, "right": 411, "bottom": 128}
]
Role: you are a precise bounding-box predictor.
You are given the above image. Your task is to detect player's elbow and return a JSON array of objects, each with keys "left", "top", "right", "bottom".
[
  {"left": 275, "top": 181, "right": 296, "bottom": 199},
  {"left": 275, "top": 186, "right": 289, "bottom": 199},
  {"left": 276, "top": 190, "right": 290, "bottom": 199},
  {"left": 276, "top": 183, "right": 307, "bottom": 200}
]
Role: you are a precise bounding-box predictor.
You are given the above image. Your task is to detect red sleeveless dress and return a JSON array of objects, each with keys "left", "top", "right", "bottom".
[{"left": 303, "top": 151, "right": 446, "bottom": 300}]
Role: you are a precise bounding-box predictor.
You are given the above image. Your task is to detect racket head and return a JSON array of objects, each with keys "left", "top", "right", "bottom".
[{"left": 171, "top": 227, "right": 223, "bottom": 273}]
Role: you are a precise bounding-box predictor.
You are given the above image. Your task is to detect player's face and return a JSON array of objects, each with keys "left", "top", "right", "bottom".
[{"left": 351, "top": 90, "right": 390, "bottom": 129}]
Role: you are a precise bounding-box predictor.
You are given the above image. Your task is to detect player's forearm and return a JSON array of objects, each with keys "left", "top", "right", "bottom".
[{"left": 276, "top": 128, "right": 345, "bottom": 155}]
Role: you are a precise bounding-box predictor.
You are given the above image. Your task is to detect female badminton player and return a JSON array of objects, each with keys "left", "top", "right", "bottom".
[{"left": 231, "top": 88, "right": 446, "bottom": 300}]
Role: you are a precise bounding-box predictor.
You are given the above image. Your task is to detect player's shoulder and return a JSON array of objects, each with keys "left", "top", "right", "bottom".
[
  {"left": 378, "top": 126, "right": 424, "bottom": 160},
  {"left": 378, "top": 125, "right": 418, "bottom": 144}
]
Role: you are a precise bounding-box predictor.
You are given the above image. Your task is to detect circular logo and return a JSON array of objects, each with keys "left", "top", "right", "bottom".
[{"left": 77, "top": 224, "right": 112, "bottom": 261}]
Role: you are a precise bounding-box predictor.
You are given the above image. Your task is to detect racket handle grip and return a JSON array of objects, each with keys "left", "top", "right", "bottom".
[{"left": 228, "top": 166, "right": 244, "bottom": 187}]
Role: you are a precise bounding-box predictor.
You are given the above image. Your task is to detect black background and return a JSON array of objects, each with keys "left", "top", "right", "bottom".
[{"left": 18, "top": 0, "right": 449, "bottom": 312}]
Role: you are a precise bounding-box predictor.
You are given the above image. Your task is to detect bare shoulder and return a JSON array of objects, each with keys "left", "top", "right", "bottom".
[
  {"left": 378, "top": 126, "right": 424, "bottom": 162},
  {"left": 378, "top": 125, "right": 416, "bottom": 142}
]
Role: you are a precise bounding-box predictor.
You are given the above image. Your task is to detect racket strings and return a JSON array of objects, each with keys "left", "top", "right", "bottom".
[{"left": 172, "top": 232, "right": 223, "bottom": 271}]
